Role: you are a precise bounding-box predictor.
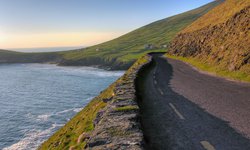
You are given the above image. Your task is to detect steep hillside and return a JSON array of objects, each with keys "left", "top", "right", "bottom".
[
  {"left": 0, "top": 0, "right": 222, "bottom": 69},
  {"left": 59, "top": 0, "right": 222, "bottom": 69},
  {"left": 167, "top": 0, "right": 250, "bottom": 82}
]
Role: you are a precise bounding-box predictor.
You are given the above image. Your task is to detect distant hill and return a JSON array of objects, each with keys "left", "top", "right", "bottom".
[
  {"left": 167, "top": 0, "right": 250, "bottom": 81},
  {"left": 12, "top": 46, "right": 84, "bottom": 52},
  {"left": 0, "top": 49, "right": 60, "bottom": 63},
  {"left": 0, "top": 0, "right": 222, "bottom": 69}
]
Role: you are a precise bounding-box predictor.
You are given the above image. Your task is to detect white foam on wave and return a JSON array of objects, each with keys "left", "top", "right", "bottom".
[
  {"left": 36, "top": 114, "right": 50, "bottom": 121},
  {"left": 9, "top": 97, "right": 93, "bottom": 150},
  {"left": 26, "top": 103, "right": 91, "bottom": 122},
  {"left": 3, "top": 123, "right": 63, "bottom": 150},
  {"left": 55, "top": 97, "right": 93, "bottom": 115},
  {"left": 88, "top": 71, "right": 124, "bottom": 77},
  {"left": 27, "top": 64, "right": 124, "bottom": 78},
  {"left": 55, "top": 108, "right": 74, "bottom": 115},
  {"left": 55, "top": 106, "right": 85, "bottom": 115},
  {"left": 25, "top": 113, "right": 51, "bottom": 122},
  {"left": 73, "top": 107, "right": 83, "bottom": 112},
  {"left": 56, "top": 66, "right": 124, "bottom": 77},
  {"left": 25, "top": 113, "right": 35, "bottom": 119}
]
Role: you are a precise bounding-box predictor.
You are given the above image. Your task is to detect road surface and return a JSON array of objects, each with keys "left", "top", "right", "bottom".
[{"left": 137, "top": 54, "right": 250, "bottom": 150}]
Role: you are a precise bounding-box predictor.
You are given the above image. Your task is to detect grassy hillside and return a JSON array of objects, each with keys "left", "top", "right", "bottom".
[
  {"left": 182, "top": 0, "right": 250, "bottom": 33},
  {"left": 58, "top": 0, "right": 222, "bottom": 69},
  {"left": 167, "top": 0, "right": 250, "bottom": 82},
  {"left": 0, "top": 49, "right": 61, "bottom": 63},
  {"left": 0, "top": 0, "right": 222, "bottom": 69}
]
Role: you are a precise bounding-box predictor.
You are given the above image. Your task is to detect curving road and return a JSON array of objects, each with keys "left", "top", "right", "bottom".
[{"left": 137, "top": 54, "right": 250, "bottom": 150}]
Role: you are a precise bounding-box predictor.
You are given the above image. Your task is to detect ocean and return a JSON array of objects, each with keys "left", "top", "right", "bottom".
[{"left": 0, "top": 64, "right": 124, "bottom": 150}]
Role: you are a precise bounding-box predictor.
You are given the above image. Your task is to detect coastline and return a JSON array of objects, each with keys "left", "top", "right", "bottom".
[{"left": 39, "top": 54, "right": 152, "bottom": 149}]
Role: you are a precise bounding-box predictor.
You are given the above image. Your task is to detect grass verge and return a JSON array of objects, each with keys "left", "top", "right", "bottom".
[
  {"left": 114, "top": 105, "right": 139, "bottom": 112},
  {"left": 166, "top": 54, "right": 250, "bottom": 83}
]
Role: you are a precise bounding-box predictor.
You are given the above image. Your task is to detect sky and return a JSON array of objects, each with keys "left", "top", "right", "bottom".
[{"left": 0, "top": 0, "right": 213, "bottom": 50}]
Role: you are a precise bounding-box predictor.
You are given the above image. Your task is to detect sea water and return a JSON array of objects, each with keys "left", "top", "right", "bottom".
[{"left": 0, "top": 64, "right": 124, "bottom": 150}]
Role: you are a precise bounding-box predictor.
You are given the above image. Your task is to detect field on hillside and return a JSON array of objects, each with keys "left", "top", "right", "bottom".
[{"left": 59, "top": 0, "right": 222, "bottom": 69}]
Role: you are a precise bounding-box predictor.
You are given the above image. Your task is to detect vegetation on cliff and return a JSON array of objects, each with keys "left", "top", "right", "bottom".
[
  {"left": 167, "top": 0, "right": 250, "bottom": 82},
  {"left": 38, "top": 83, "right": 114, "bottom": 150}
]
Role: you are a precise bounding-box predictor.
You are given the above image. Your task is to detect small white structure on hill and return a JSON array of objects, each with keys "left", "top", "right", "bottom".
[
  {"left": 162, "top": 44, "right": 167, "bottom": 48},
  {"left": 144, "top": 44, "right": 154, "bottom": 50}
]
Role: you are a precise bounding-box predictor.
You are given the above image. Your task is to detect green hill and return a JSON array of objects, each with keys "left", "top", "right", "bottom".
[
  {"left": 0, "top": 49, "right": 60, "bottom": 63},
  {"left": 0, "top": 0, "right": 222, "bottom": 69},
  {"left": 167, "top": 0, "right": 250, "bottom": 82}
]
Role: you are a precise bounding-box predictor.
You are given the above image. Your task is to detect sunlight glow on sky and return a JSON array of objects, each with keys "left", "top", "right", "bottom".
[
  {"left": 0, "top": 0, "right": 213, "bottom": 50},
  {"left": 1, "top": 31, "right": 124, "bottom": 49}
]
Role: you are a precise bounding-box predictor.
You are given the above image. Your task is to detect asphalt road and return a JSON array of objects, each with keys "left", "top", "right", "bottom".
[{"left": 137, "top": 54, "right": 250, "bottom": 150}]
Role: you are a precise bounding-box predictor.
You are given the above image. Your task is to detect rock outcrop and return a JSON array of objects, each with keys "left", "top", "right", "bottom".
[{"left": 168, "top": 0, "right": 250, "bottom": 75}]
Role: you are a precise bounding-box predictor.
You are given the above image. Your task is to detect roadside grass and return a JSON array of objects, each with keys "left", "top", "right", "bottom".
[
  {"left": 117, "top": 49, "right": 166, "bottom": 63},
  {"left": 166, "top": 54, "right": 250, "bottom": 83},
  {"left": 114, "top": 105, "right": 139, "bottom": 112}
]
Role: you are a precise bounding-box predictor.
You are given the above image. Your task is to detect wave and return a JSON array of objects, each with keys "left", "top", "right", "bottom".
[
  {"left": 25, "top": 113, "right": 52, "bottom": 122},
  {"left": 0, "top": 64, "right": 121, "bottom": 150},
  {"left": 55, "top": 105, "right": 87, "bottom": 115},
  {"left": 73, "top": 107, "right": 82, "bottom": 112},
  {"left": 3, "top": 123, "right": 63, "bottom": 150},
  {"left": 26, "top": 97, "right": 94, "bottom": 123},
  {"left": 86, "top": 71, "right": 124, "bottom": 77},
  {"left": 55, "top": 97, "right": 93, "bottom": 115},
  {"left": 25, "top": 108, "right": 81, "bottom": 122},
  {"left": 55, "top": 108, "right": 74, "bottom": 115},
  {"left": 4, "top": 97, "right": 95, "bottom": 150},
  {"left": 36, "top": 114, "right": 50, "bottom": 121},
  {"left": 58, "top": 67, "right": 124, "bottom": 78},
  {"left": 25, "top": 64, "right": 124, "bottom": 77}
]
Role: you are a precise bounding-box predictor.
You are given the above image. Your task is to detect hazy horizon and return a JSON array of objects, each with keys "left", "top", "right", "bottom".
[
  {"left": 10, "top": 46, "right": 85, "bottom": 52},
  {"left": 0, "top": 0, "right": 213, "bottom": 51}
]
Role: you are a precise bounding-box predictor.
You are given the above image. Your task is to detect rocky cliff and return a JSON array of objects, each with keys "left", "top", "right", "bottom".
[
  {"left": 167, "top": 0, "right": 250, "bottom": 81},
  {"left": 39, "top": 54, "right": 152, "bottom": 150},
  {"left": 84, "top": 55, "right": 152, "bottom": 149}
]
